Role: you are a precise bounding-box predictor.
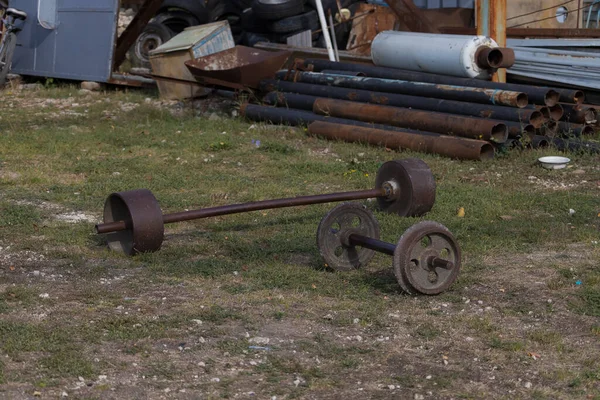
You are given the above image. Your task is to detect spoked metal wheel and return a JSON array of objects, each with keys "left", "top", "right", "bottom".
[
  {"left": 393, "top": 221, "right": 461, "bottom": 295},
  {"left": 316, "top": 203, "right": 380, "bottom": 271},
  {"left": 0, "top": 32, "right": 17, "bottom": 86}
]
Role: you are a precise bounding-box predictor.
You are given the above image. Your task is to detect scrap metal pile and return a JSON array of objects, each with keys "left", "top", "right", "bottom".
[
  {"left": 96, "top": 159, "right": 461, "bottom": 295},
  {"left": 233, "top": 32, "right": 600, "bottom": 161}
]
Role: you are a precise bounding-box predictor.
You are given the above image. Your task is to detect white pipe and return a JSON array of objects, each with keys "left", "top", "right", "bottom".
[
  {"left": 371, "top": 31, "right": 499, "bottom": 79},
  {"left": 328, "top": 11, "right": 339, "bottom": 62},
  {"left": 314, "top": 0, "right": 336, "bottom": 62}
]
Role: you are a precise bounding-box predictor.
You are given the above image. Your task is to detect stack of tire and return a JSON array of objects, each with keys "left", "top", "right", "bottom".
[{"left": 241, "top": 0, "right": 359, "bottom": 49}]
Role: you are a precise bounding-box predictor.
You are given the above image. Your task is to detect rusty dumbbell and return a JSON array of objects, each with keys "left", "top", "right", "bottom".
[
  {"left": 95, "top": 158, "right": 436, "bottom": 255},
  {"left": 317, "top": 203, "right": 461, "bottom": 295}
]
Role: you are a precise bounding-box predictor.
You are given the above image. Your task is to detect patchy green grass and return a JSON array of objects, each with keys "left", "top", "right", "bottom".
[{"left": 0, "top": 85, "right": 599, "bottom": 398}]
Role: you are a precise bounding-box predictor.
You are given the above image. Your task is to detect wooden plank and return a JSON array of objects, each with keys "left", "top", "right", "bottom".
[
  {"left": 346, "top": 4, "right": 398, "bottom": 56},
  {"left": 384, "top": 0, "right": 440, "bottom": 33},
  {"left": 113, "top": 0, "right": 163, "bottom": 70}
]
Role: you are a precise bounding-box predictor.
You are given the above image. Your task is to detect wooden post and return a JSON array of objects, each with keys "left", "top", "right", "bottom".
[
  {"left": 113, "top": 0, "right": 164, "bottom": 71},
  {"left": 476, "top": 0, "right": 507, "bottom": 82}
]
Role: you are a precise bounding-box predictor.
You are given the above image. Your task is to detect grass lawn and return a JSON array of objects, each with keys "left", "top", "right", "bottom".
[{"left": 0, "top": 84, "right": 599, "bottom": 399}]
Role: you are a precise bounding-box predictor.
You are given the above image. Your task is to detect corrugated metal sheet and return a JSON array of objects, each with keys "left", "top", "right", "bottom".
[
  {"left": 413, "top": 0, "right": 474, "bottom": 8},
  {"left": 367, "top": 0, "right": 474, "bottom": 9}
]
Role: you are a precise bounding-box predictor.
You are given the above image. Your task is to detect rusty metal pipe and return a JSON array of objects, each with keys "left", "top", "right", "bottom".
[
  {"left": 531, "top": 135, "right": 549, "bottom": 149},
  {"left": 260, "top": 81, "right": 544, "bottom": 126},
  {"left": 312, "top": 98, "right": 508, "bottom": 143},
  {"left": 535, "top": 104, "right": 564, "bottom": 121},
  {"left": 96, "top": 187, "right": 387, "bottom": 234},
  {"left": 302, "top": 59, "right": 561, "bottom": 106},
  {"left": 560, "top": 104, "right": 597, "bottom": 124},
  {"left": 556, "top": 122, "right": 594, "bottom": 137},
  {"left": 276, "top": 71, "right": 529, "bottom": 108},
  {"left": 475, "top": 47, "right": 509, "bottom": 69},
  {"left": 307, "top": 121, "right": 495, "bottom": 161},
  {"left": 321, "top": 69, "right": 366, "bottom": 77},
  {"left": 503, "top": 121, "right": 535, "bottom": 139},
  {"left": 555, "top": 89, "right": 585, "bottom": 105},
  {"left": 496, "top": 48, "right": 516, "bottom": 68}
]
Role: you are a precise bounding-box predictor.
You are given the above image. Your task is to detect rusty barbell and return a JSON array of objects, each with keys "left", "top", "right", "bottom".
[{"left": 96, "top": 159, "right": 437, "bottom": 255}]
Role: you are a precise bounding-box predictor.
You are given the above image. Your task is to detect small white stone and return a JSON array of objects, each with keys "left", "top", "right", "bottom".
[
  {"left": 61, "top": 392, "right": 68, "bottom": 398},
  {"left": 249, "top": 337, "right": 270, "bottom": 345},
  {"left": 414, "top": 394, "right": 425, "bottom": 400},
  {"left": 426, "top": 375, "right": 432, "bottom": 380},
  {"left": 569, "top": 208, "right": 576, "bottom": 216},
  {"left": 387, "top": 385, "right": 396, "bottom": 390},
  {"left": 524, "top": 382, "right": 532, "bottom": 389},
  {"left": 98, "top": 375, "right": 107, "bottom": 381},
  {"left": 211, "top": 377, "right": 220, "bottom": 383},
  {"left": 191, "top": 319, "right": 203, "bottom": 325},
  {"left": 353, "top": 318, "right": 360, "bottom": 324},
  {"left": 33, "top": 270, "right": 40, "bottom": 276},
  {"left": 39, "top": 293, "right": 49, "bottom": 299},
  {"left": 198, "top": 362, "right": 206, "bottom": 367}
]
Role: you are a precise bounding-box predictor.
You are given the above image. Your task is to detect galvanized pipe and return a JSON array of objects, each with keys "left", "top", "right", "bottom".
[
  {"left": 96, "top": 187, "right": 387, "bottom": 234},
  {"left": 307, "top": 121, "right": 495, "bottom": 161},
  {"left": 260, "top": 80, "right": 545, "bottom": 126},
  {"left": 276, "top": 71, "right": 529, "bottom": 108},
  {"left": 311, "top": 98, "right": 509, "bottom": 143},
  {"left": 302, "top": 59, "right": 566, "bottom": 106}
]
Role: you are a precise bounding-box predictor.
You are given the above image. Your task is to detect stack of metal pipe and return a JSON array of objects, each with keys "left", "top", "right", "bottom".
[{"left": 240, "top": 59, "right": 599, "bottom": 160}]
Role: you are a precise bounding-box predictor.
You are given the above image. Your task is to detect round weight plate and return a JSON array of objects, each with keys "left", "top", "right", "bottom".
[
  {"left": 375, "top": 159, "right": 436, "bottom": 217},
  {"left": 393, "top": 221, "right": 461, "bottom": 295},
  {"left": 102, "top": 189, "right": 164, "bottom": 255},
  {"left": 316, "top": 203, "right": 380, "bottom": 271}
]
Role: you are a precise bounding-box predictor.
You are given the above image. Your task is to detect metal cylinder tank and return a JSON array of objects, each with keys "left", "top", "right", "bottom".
[{"left": 371, "top": 31, "right": 499, "bottom": 79}]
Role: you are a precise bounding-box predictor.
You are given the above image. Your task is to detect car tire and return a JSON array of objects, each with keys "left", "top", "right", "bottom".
[
  {"left": 153, "top": 11, "right": 200, "bottom": 34},
  {"left": 241, "top": 8, "right": 271, "bottom": 34},
  {"left": 268, "top": 9, "right": 319, "bottom": 33},
  {"left": 128, "top": 21, "right": 173, "bottom": 69},
  {"left": 251, "top": 0, "right": 306, "bottom": 20}
]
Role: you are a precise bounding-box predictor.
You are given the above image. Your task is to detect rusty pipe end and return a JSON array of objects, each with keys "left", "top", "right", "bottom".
[
  {"left": 584, "top": 107, "right": 597, "bottom": 123},
  {"left": 476, "top": 47, "right": 503, "bottom": 69},
  {"left": 548, "top": 104, "right": 564, "bottom": 121},
  {"left": 531, "top": 135, "right": 549, "bottom": 149},
  {"left": 522, "top": 124, "right": 536, "bottom": 138},
  {"left": 573, "top": 90, "right": 585, "bottom": 105},
  {"left": 480, "top": 143, "right": 495, "bottom": 160},
  {"left": 516, "top": 93, "right": 529, "bottom": 109},
  {"left": 538, "top": 107, "right": 550, "bottom": 121},
  {"left": 529, "top": 110, "right": 545, "bottom": 128},
  {"left": 545, "top": 90, "right": 560, "bottom": 107},
  {"left": 582, "top": 125, "right": 595, "bottom": 135},
  {"left": 491, "top": 123, "right": 509, "bottom": 144},
  {"left": 496, "top": 48, "right": 516, "bottom": 68}
]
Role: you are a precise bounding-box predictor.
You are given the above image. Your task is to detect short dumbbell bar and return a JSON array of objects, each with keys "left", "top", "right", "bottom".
[
  {"left": 95, "top": 158, "right": 436, "bottom": 255},
  {"left": 317, "top": 203, "right": 461, "bottom": 295}
]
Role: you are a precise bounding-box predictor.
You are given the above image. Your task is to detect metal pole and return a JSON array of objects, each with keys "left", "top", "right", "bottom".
[
  {"left": 314, "top": 0, "right": 336, "bottom": 61},
  {"left": 96, "top": 188, "right": 386, "bottom": 234},
  {"left": 477, "top": 0, "right": 507, "bottom": 83}
]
